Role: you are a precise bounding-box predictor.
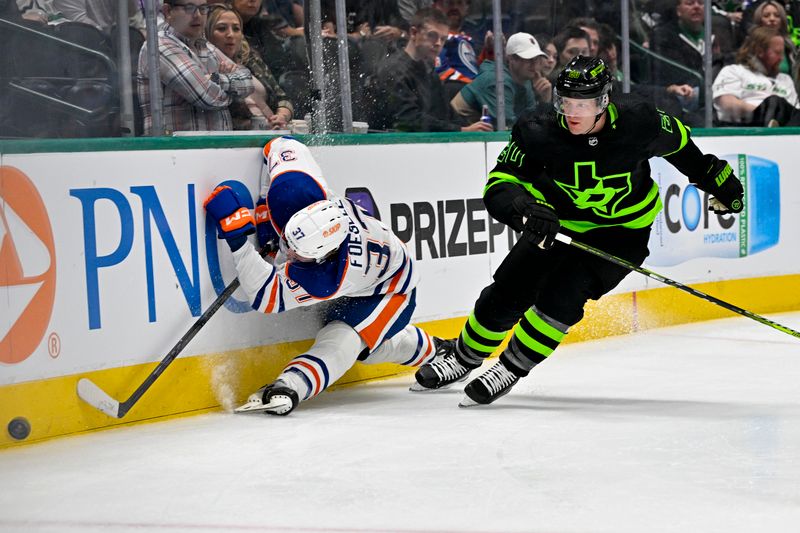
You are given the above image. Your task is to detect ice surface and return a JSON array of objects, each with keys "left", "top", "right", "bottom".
[{"left": 2, "top": 313, "right": 800, "bottom": 533}]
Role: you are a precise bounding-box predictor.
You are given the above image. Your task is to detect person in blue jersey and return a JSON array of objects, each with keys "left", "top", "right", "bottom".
[
  {"left": 204, "top": 137, "right": 450, "bottom": 415},
  {"left": 410, "top": 56, "right": 745, "bottom": 406}
]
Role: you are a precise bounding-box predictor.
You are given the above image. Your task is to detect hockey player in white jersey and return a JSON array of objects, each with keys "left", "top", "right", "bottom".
[{"left": 204, "top": 138, "right": 449, "bottom": 416}]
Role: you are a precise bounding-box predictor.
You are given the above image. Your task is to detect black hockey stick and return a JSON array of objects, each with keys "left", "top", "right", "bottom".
[
  {"left": 77, "top": 244, "right": 272, "bottom": 418},
  {"left": 555, "top": 233, "right": 800, "bottom": 340}
]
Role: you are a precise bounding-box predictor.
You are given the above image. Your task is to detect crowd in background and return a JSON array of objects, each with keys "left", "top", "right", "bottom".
[{"left": 1, "top": 0, "right": 799, "bottom": 137}]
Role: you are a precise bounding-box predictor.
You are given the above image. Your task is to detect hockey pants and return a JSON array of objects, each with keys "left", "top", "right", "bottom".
[{"left": 457, "top": 225, "right": 651, "bottom": 375}]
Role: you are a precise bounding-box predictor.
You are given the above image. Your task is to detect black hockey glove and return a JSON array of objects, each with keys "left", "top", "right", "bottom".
[
  {"left": 511, "top": 195, "right": 560, "bottom": 249},
  {"left": 697, "top": 156, "right": 744, "bottom": 215}
]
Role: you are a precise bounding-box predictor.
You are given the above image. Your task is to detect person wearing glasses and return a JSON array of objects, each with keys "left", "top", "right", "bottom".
[
  {"left": 374, "top": 7, "right": 492, "bottom": 132},
  {"left": 137, "top": 0, "right": 254, "bottom": 134}
]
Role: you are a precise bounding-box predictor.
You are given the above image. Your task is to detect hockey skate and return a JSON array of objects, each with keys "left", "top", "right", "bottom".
[
  {"left": 234, "top": 381, "right": 299, "bottom": 416},
  {"left": 459, "top": 359, "right": 520, "bottom": 407},
  {"left": 410, "top": 338, "right": 473, "bottom": 391}
]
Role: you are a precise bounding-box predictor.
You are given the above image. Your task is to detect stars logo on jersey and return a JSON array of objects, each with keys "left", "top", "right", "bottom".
[
  {"left": 588, "top": 137, "right": 598, "bottom": 146},
  {"left": 555, "top": 161, "right": 633, "bottom": 218}
]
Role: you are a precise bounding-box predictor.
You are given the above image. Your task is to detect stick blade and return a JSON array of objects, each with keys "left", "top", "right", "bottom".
[{"left": 77, "top": 378, "right": 122, "bottom": 418}]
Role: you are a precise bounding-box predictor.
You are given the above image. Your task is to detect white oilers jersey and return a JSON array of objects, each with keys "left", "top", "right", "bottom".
[
  {"left": 259, "top": 136, "right": 334, "bottom": 200},
  {"left": 232, "top": 197, "right": 418, "bottom": 314}
]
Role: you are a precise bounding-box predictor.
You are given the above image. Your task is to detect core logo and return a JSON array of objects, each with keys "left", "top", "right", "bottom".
[{"left": 0, "top": 166, "right": 56, "bottom": 364}]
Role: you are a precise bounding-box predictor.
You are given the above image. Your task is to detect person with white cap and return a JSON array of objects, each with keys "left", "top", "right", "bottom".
[{"left": 450, "top": 32, "right": 552, "bottom": 128}]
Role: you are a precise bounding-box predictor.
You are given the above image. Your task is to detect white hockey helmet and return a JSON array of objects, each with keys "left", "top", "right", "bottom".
[{"left": 283, "top": 200, "right": 348, "bottom": 262}]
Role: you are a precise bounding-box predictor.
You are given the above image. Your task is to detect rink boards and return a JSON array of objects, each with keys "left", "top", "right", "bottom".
[{"left": 1, "top": 131, "right": 799, "bottom": 447}]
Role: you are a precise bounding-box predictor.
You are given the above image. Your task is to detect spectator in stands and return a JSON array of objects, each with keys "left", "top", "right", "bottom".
[
  {"left": 597, "top": 21, "right": 691, "bottom": 119},
  {"left": 264, "top": 0, "right": 304, "bottom": 37},
  {"left": 539, "top": 35, "right": 557, "bottom": 79},
  {"left": 552, "top": 26, "right": 591, "bottom": 71},
  {"left": 206, "top": 4, "right": 294, "bottom": 130},
  {"left": 137, "top": 0, "right": 254, "bottom": 134},
  {"left": 736, "top": 0, "right": 800, "bottom": 48},
  {"left": 597, "top": 24, "right": 623, "bottom": 82},
  {"left": 650, "top": 0, "right": 713, "bottom": 112},
  {"left": 52, "top": 0, "right": 145, "bottom": 34},
  {"left": 650, "top": 0, "right": 733, "bottom": 101},
  {"left": 750, "top": 0, "right": 797, "bottom": 77},
  {"left": 432, "top": 0, "right": 480, "bottom": 85},
  {"left": 713, "top": 26, "right": 800, "bottom": 126},
  {"left": 598, "top": 21, "right": 694, "bottom": 101},
  {"left": 15, "top": 0, "right": 66, "bottom": 24},
  {"left": 450, "top": 32, "right": 550, "bottom": 127},
  {"left": 376, "top": 7, "right": 492, "bottom": 132},
  {"left": 398, "top": 0, "right": 432, "bottom": 26},
  {"left": 233, "top": 0, "right": 302, "bottom": 79},
  {"left": 329, "top": 0, "right": 408, "bottom": 43},
  {"left": 567, "top": 17, "right": 601, "bottom": 56}
]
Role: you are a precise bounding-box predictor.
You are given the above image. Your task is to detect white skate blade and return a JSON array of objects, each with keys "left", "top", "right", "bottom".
[
  {"left": 409, "top": 381, "right": 440, "bottom": 392},
  {"left": 458, "top": 395, "right": 480, "bottom": 408},
  {"left": 234, "top": 395, "right": 294, "bottom": 414}
]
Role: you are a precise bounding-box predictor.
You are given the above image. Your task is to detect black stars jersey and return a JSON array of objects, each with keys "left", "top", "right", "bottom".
[{"left": 485, "top": 96, "right": 711, "bottom": 233}]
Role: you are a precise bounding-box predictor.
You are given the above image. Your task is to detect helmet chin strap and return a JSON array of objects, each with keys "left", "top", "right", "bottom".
[{"left": 582, "top": 109, "right": 606, "bottom": 135}]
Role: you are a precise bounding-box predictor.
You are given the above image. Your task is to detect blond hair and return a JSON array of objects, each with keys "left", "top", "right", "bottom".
[
  {"left": 204, "top": 4, "right": 246, "bottom": 60},
  {"left": 753, "top": 0, "right": 789, "bottom": 36}
]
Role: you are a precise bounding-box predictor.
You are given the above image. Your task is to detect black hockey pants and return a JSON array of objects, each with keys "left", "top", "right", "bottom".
[{"left": 456, "top": 225, "right": 651, "bottom": 372}]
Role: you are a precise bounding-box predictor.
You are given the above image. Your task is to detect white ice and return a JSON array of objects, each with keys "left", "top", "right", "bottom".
[{"left": 2, "top": 312, "right": 800, "bottom": 533}]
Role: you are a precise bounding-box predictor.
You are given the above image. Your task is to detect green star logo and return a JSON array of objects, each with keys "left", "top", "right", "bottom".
[{"left": 555, "top": 162, "right": 633, "bottom": 218}]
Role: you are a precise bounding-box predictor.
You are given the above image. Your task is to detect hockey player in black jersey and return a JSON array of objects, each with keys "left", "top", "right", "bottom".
[{"left": 410, "top": 55, "right": 745, "bottom": 406}]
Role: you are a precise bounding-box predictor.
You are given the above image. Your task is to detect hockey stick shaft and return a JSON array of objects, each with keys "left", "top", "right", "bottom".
[
  {"left": 78, "top": 244, "right": 271, "bottom": 418},
  {"left": 555, "top": 233, "right": 800, "bottom": 340},
  {"left": 77, "top": 275, "right": 243, "bottom": 419}
]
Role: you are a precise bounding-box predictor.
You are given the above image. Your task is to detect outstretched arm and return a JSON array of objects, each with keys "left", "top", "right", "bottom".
[
  {"left": 651, "top": 110, "right": 744, "bottom": 214},
  {"left": 664, "top": 139, "right": 744, "bottom": 214}
]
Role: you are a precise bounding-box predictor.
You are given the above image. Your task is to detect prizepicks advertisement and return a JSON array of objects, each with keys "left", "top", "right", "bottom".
[{"left": 648, "top": 154, "right": 781, "bottom": 267}]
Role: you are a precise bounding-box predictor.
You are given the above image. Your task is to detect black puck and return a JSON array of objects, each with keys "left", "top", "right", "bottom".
[{"left": 7, "top": 417, "right": 31, "bottom": 441}]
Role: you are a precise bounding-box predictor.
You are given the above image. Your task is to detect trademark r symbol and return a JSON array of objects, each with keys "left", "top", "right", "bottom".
[{"left": 48, "top": 332, "right": 61, "bottom": 358}]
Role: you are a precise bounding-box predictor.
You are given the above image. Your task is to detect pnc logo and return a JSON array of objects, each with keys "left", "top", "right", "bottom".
[{"left": 0, "top": 166, "right": 56, "bottom": 364}]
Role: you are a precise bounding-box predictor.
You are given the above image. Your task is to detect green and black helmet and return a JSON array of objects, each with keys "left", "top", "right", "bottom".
[{"left": 553, "top": 56, "right": 613, "bottom": 117}]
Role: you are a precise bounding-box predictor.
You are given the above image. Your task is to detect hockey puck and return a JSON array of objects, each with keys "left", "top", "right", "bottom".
[{"left": 7, "top": 417, "right": 31, "bottom": 441}]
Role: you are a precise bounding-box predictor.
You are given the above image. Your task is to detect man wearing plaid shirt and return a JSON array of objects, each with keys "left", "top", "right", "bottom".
[{"left": 137, "top": 0, "right": 254, "bottom": 134}]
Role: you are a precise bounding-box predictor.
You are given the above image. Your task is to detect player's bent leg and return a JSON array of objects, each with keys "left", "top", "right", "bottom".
[
  {"left": 360, "top": 325, "right": 440, "bottom": 367},
  {"left": 235, "top": 321, "right": 365, "bottom": 415},
  {"left": 461, "top": 306, "right": 569, "bottom": 407}
]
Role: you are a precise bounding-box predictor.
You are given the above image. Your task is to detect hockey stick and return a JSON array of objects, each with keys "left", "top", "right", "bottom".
[
  {"left": 77, "top": 244, "right": 271, "bottom": 418},
  {"left": 554, "top": 233, "right": 800, "bottom": 340}
]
